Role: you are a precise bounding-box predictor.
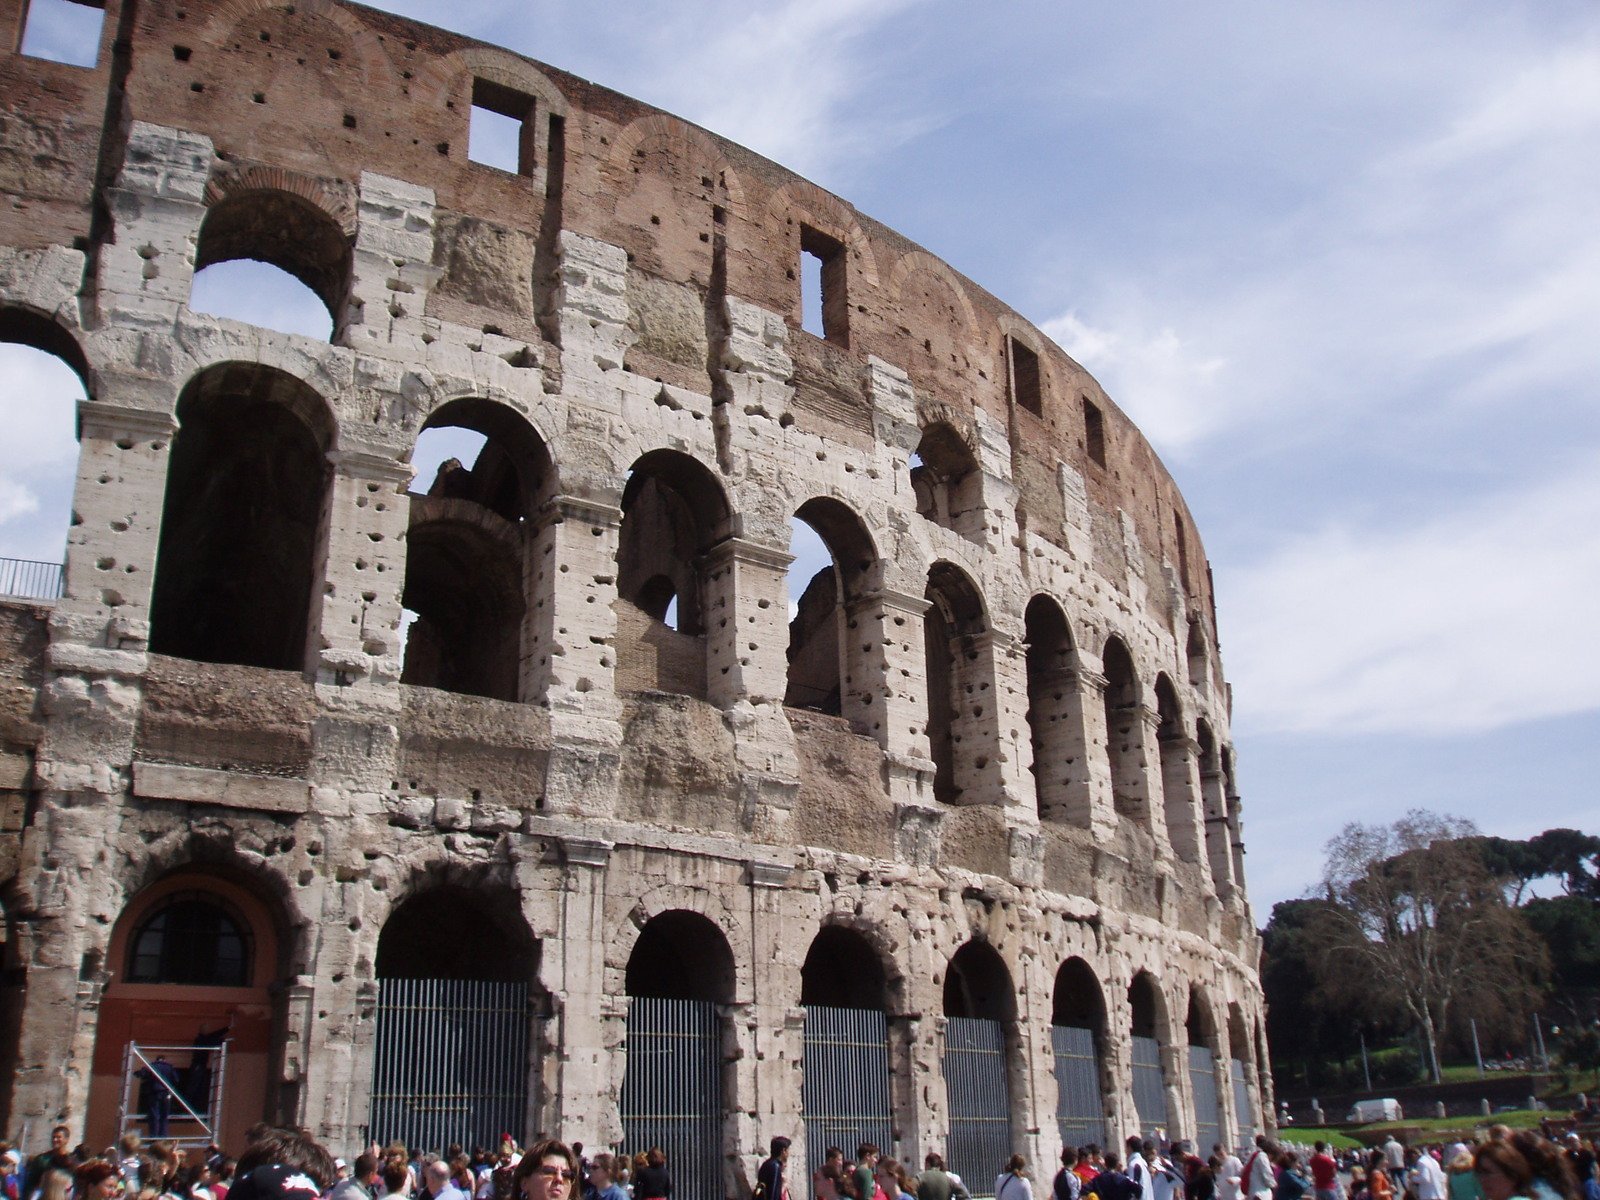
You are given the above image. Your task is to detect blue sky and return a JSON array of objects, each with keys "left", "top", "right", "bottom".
[{"left": 3, "top": 0, "right": 1596, "bottom": 916}]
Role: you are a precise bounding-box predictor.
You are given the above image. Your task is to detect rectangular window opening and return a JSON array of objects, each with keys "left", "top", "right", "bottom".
[
  {"left": 469, "top": 77, "right": 536, "bottom": 175},
  {"left": 1008, "top": 336, "right": 1042, "bottom": 416},
  {"left": 1083, "top": 397, "right": 1107, "bottom": 468},
  {"left": 19, "top": 0, "right": 106, "bottom": 69},
  {"left": 799, "top": 225, "right": 848, "bottom": 345}
]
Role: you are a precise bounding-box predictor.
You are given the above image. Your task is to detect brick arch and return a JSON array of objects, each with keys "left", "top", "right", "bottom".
[
  {"left": 200, "top": 0, "right": 393, "bottom": 87},
  {"left": 203, "top": 166, "right": 357, "bottom": 238},
  {"left": 768, "top": 179, "right": 881, "bottom": 289},
  {"left": 413, "top": 46, "right": 570, "bottom": 117},
  {"left": 888, "top": 250, "right": 981, "bottom": 340},
  {"left": 607, "top": 114, "right": 747, "bottom": 215}
]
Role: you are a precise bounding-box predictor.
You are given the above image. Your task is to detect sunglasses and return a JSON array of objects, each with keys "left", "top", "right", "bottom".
[{"left": 535, "top": 1169, "right": 576, "bottom": 1183}]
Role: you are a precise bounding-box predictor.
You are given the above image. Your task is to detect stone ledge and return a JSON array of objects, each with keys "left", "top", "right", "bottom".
[{"left": 132, "top": 761, "right": 310, "bottom": 814}]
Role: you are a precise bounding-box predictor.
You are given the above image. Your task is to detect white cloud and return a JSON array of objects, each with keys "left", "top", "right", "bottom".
[
  {"left": 1224, "top": 457, "right": 1600, "bottom": 736},
  {"left": 0, "top": 480, "right": 38, "bottom": 526}
]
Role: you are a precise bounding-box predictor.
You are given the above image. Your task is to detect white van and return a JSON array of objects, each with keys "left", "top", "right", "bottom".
[{"left": 1347, "top": 1098, "right": 1403, "bottom": 1123}]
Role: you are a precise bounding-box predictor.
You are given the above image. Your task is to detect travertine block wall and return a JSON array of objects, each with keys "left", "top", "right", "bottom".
[{"left": 0, "top": 0, "right": 1270, "bottom": 1180}]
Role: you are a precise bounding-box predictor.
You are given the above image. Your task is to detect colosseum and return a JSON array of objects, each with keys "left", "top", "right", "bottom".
[{"left": 0, "top": 0, "right": 1270, "bottom": 1191}]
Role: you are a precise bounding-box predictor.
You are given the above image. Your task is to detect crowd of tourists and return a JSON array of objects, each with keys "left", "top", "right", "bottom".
[{"left": 1, "top": 1123, "right": 1597, "bottom": 1200}]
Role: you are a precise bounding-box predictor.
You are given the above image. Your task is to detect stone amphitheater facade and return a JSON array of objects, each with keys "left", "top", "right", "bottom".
[{"left": 0, "top": 0, "right": 1271, "bottom": 1186}]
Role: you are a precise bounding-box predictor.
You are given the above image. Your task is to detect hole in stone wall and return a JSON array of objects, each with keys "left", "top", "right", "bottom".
[
  {"left": 799, "top": 224, "right": 848, "bottom": 345},
  {"left": 19, "top": 0, "right": 105, "bottom": 69},
  {"left": 468, "top": 77, "right": 535, "bottom": 174},
  {"left": 910, "top": 423, "right": 981, "bottom": 537},
  {"left": 1008, "top": 335, "right": 1042, "bottom": 417},
  {"left": 0, "top": 319, "right": 87, "bottom": 576},
  {"left": 1083, "top": 396, "right": 1106, "bottom": 467}
]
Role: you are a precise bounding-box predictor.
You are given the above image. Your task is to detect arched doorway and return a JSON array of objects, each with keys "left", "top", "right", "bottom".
[
  {"left": 369, "top": 886, "right": 541, "bottom": 1153},
  {"left": 1227, "top": 1004, "right": 1258, "bottom": 1144},
  {"left": 801, "top": 926, "right": 892, "bottom": 1166},
  {"left": 924, "top": 563, "right": 988, "bottom": 804},
  {"left": 621, "top": 911, "right": 734, "bottom": 1200},
  {"left": 1128, "top": 972, "right": 1169, "bottom": 1138},
  {"left": 1185, "top": 991, "right": 1221, "bottom": 1152},
  {"left": 942, "top": 941, "right": 1015, "bottom": 1197},
  {"left": 86, "top": 870, "right": 286, "bottom": 1152},
  {"left": 1051, "top": 958, "right": 1108, "bottom": 1150}
]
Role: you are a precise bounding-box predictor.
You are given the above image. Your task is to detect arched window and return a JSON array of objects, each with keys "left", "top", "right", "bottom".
[
  {"left": 925, "top": 562, "right": 988, "bottom": 804},
  {"left": 1129, "top": 971, "right": 1170, "bottom": 1138},
  {"left": 1186, "top": 990, "right": 1222, "bottom": 1151},
  {"left": 1024, "top": 596, "right": 1090, "bottom": 825},
  {"left": 785, "top": 498, "right": 879, "bottom": 720},
  {"left": 1102, "top": 636, "right": 1150, "bottom": 829},
  {"left": 942, "top": 941, "right": 1016, "bottom": 1191},
  {"left": 1155, "top": 674, "right": 1201, "bottom": 863},
  {"left": 126, "top": 895, "right": 252, "bottom": 987},
  {"left": 910, "top": 422, "right": 982, "bottom": 539},
  {"left": 1051, "top": 957, "right": 1109, "bottom": 1149}
]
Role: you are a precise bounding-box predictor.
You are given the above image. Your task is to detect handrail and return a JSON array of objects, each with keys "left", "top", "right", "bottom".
[{"left": 0, "top": 557, "right": 64, "bottom": 601}]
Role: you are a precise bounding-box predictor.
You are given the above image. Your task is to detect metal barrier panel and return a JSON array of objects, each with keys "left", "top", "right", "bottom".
[
  {"left": 1187, "top": 1047, "right": 1220, "bottom": 1153},
  {"left": 1050, "top": 1024, "right": 1106, "bottom": 1150},
  {"left": 1130, "top": 1035, "right": 1167, "bottom": 1136},
  {"left": 0, "top": 557, "right": 64, "bottom": 601},
  {"left": 369, "top": 978, "right": 531, "bottom": 1153},
  {"left": 1230, "top": 1058, "right": 1255, "bottom": 1144},
  {"left": 803, "top": 1006, "right": 892, "bottom": 1167},
  {"left": 621, "top": 997, "right": 723, "bottom": 1200},
  {"left": 942, "top": 1016, "right": 1012, "bottom": 1199}
]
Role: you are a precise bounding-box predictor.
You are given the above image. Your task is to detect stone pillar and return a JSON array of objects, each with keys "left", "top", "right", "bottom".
[
  {"left": 866, "top": 588, "right": 942, "bottom": 864},
  {"left": 745, "top": 862, "right": 803, "bottom": 1187},
  {"left": 553, "top": 231, "right": 635, "bottom": 376},
  {"left": 1166, "top": 1031, "right": 1194, "bottom": 1145},
  {"left": 1200, "top": 764, "right": 1237, "bottom": 899},
  {"left": 1108, "top": 704, "right": 1171, "bottom": 857},
  {"left": 1019, "top": 954, "right": 1059, "bottom": 1172},
  {"left": 526, "top": 496, "right": 626, "bottom": 818},
  {"left": 1075, "top": 670, "right": 1119, "bottom": 844},
  {"left": 1158, "top": 732, "right": 1210, "bottom": 877},
  {"left": 295, "top": 873, "right": 378, "bottom": 1147},
  {"left": 1029, "top": 666, "right": 1096, "bottom": 830},
  {"left": 346, "top": 172, "right": 442, "bottom": 350},
  {"left": 551, "top": 836, "right": 615, "bottom": 1146},
  {"left": 1101, "top": 983, "right": 1136, "bottom": 1146},
  {"left": 1214, "top": 1020, "right": 1239, "bottom": 1153},
  {"left": 946, "top": 628, "right": 1023, "bottom": 809}
]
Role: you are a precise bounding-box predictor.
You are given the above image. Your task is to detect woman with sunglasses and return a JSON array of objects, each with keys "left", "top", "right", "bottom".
[{"left": 515, "top": 1143, "right": 581, "bottom": 1200}]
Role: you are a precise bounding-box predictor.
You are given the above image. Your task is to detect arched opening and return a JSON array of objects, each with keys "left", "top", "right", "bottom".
[
  {"left": 0, "top": 893, "right": 24, "bottom": 1134},
  {"left": 942, "top": 941, "right": 1015, "bottom": 1196},
  {"left": 1186, "top": 990, "right": 1221, "bottom": 1152},
  {"left": 1128, "top": 971, "right": 1170, "bottom": 1138},
  {"left": 785, "top": 498, "right": 879, "bottom": 721},
  {"left": 1101, "top": 637, "right": 1149, "bottom": 829},
  {"left": 1196, "top": 721, "right": 1234, "bottom": 894},
  {"left": 925, "top": 562, "right": 988, "bottom": 804},
  {"left": 1227, "top": 1004, "right": 1258, "bottom": 1145},
  {"left": 85, "top": 869, "right": 288, "bottom": 1154},
  {"left": 801, "top": 926, "right": 892, "bottom": 1165},
  {"left": 615, "top": 450, "right": 731, "bottom": 700},
  {"left": 0, "top": 310, "right": 88, "bottom": 598},
  {"left": 1024, "top": 596, "right": 1090, "bottom": 825},
  {"left": 190, "top": 190, "right": 352, "bottom": 340},
  {"left": 1186, "top": 619, "right": 1207, "bottom": 688},
  {"left": 1155, "top": 674, "right": 1200, "bottom": 863},
  {"left": 370, "top": 883, "right": 541, "bottom": 1152},
  {"left": 910, "top": 422, "right": 983, "bottom": 539},
  {"left": 149, "top": 364, "right": 333, "bottom": 672},
  {"left": 622, "top": 911, "right": 734, "bottom": 1200},
  {"left": 401, "top": 399, "right": 550, "bottom": 701},
  {"left": 1051, "top": 957, "right": 1108, "bottom": 1150}
]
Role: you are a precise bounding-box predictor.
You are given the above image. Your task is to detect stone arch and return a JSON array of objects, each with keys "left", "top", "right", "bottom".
[
  {"left": 607, "top": 114, "right": 746, "bottom": 214},
  {"left": 924, "top": 560, "right": 989, "bottom": 805},
  {"left": 888, "top": 251, "right": 981, "bottom": 342},
  {"left": 615, "top": 449, "right": 733, "bottom": 699},
  {"left": 944, "top": 938, "right": 1015, "bottom": 1023},
  {"left": 768, "top": 179, "right": 881, "bottom": 290},
  {"left": 1186, "top": 617, "right": 1208, "bottom": 687},
  {"left": 1051, "top": 955, "right": 1112, "bottom": 1148},
  {"left": 195, "top": 180, "right": 355, "bottom": 328},
  {"left": 1025, "top": 594, "right": 1091, "bottom": 826},
  {"left": 150, "top": 362, "right": 336, "bottom": 673},
  {"left": 625, "top": 909, "right": 736, "bottom": 1004},
  {"left": 911, "top": 419, "right": 983, "bottom": 538},
  {"left": 1128, "top": 968, "right": 1174, "bottom": 1138},
  {"left": 414, "top": 45, "right": 571, "bottom": 121},
  {"left": 942, "top": 939, "right": 1019, "bottom": 1187},
  {"left": 200, "top": 0, "right": 393, "bottom": 86},
  {"left": 1185, "top": 984, "right": 1223, "bottom": 1149},
  {"left": 1196, "top": 720, "right": 1234, "bottom": 893},
  {"left": 605, "top": 884, "right": 752, "bottom": 1004},
  {"left": 1101, "top": 635, "right": 1151, "bottom": 830},
  {"left": 375, "top": 878, "right": 539, "bottom": 983},
  {"left": 0, "top": 304, "right": 91, "bottom": 390},
  {"left": 1155, "top": 673, "right": 1201, "bottom": 864},
  {"left": 801, "top": 921, "right": 895, "bottom": 1011},
  {"left": 785, "top": 496, "right": 882, "bottom": 717}
]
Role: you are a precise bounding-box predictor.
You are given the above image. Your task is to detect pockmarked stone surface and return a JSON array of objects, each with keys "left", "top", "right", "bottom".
[{"left": 0, "top": 0, "right": 1271, "bottom": 1180}]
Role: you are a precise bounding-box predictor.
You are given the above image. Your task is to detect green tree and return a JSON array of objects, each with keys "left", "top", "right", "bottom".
[{"left": 1316, "top": 810, "right": 1546, "bottom": 1083}]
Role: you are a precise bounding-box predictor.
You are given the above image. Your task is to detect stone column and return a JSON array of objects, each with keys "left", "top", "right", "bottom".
[
  {"left": 1074, "top": 670, "right": 1119, "bottom": 844},
  {"left": 1158, "top": 731, "right": 1210, "bottom": 878},
  {"left": 1200, "top": 763, "right": 1236, "bottom": 899},
  {"left": 1166, "top": 1031, "right": 1194, "bottom": 1146},
  {"left": 1214, "top": 1020, "right": 1239, "bottom": 1154},
  {"left": 1100, "top": 983, "right": 1135, "bottom": 1146},
  {"left": 1029, "top": 666, "right": 1096, "bottom": 830},
  {"left": 744, "top": 862, "right": 803, "bottom": 1188},
  {"left": 551, "top": 836, "right": 615, "bottom": 1145},
  {"left": 526, "top": 495, "right": 626, "bottom": 818},
  {"left": 1018, "top": 953, "right": 1058, "bottom": 1173},
  {"left": 346, "top": 172, "right": 442, "bottom": 350},
  {"left": 865, "top": 588, "right": 942, "bottom": 865}
]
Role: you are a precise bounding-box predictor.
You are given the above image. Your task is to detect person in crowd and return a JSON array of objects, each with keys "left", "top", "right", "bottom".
[
  {"left": 1125, "top": 1142, "right": 1151, "bottom": 1200},
  {"left": 1309, "top": 1143, "right": 1339, "bottom": 1200},
  {"left": 1216, "top": 1145, "right": 1244, "bottom": 1200},
  {"left": 28, "top": 1127, "right": 74, "bottom": 1196},
  {"left": 1055, "top": 1149, "right": 1082, "bottom": 1200},
  {"left": 380, "top": 1164, "right": 412, "bottom": 1200},
  {"left": 756, "top": 1138, "right": 790, "bottom": 1200},
  {"left": 853, "top": 1146, "right": 882, "bottom": 1200},
  {"left": 915, "top": 1153, "right": 968, "bottom": 1200},
  {"left": 1409, "top": 1147, "right": 1449, "bottom": 1200},
  {"left": 1076, "top": 1150, "right": 1103, "bottom": 1189},
  {"left": 996, "top": 1157, "right": 1032, "bottom": 1200},
  {"left": 34, "top": 1169, "right": 71, "bottom": 1200},
  {"left": 1149, "top": 1144, "right": 1182, "bottom": 1200},
  {"left": 877, "top": 1159, "right": 915, "bottom": 1200},
  {"left": 630, "top": 1150, "right": 670, "bottom": 1200},
  {"left": 75, "top": 1162, "right": 121, "bottom": 1200},
  {"left": 1240, "top": 1140, "right": 1275, "bottom": 1200},
  {"left": 1187, "top": 1157, "right": 1216, "bottom": 1200},
  {"left": 227, "top": 1126, "right": 336, "bottom": 1200},
  {"left": 420, "top": 1161, "right": 467, "bottom": 1200},
  {"left": 816, "top": 1150, "right": 846, "bottom": 1200},
  {"left": 587, "top": 1156, "right": 627, "bottom": 1200},
  {"left": 1368, "top": 1153, "right": 1396, "bottom": 1200},
  {"left": 513, "top": 1142, "right": 578, "bottom": 1200},
  {"left": 1446, "top": 1152, "right": 1479, "bottom": 1200},
  {"left": 1, "top": 1151, "right": 21, "bottom": 1200},
  {"left": 329, "top": 1155, "right": 381, "bottom": 1200},
  {"left": 1273, "top": 1152, "right": 1309, "bottom": 1200},
  {"left": 1474, "top": 1139, "right": 1540, "bottom": 1200},
  {"left": 1383, "top": 1143, "right": 1407, "bottom": 1177},
  {"left": 1086, "top": 1153, "right": 1137, "bottom": 1200}
]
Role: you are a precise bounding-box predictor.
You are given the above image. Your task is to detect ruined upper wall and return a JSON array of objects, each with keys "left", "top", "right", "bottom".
[{"left": 0, "top": 0, "right": 1222, "bottom": 657}]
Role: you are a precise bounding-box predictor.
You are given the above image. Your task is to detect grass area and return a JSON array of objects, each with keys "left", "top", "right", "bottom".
[
  {"left": 1365, "top": 1108, "right": 1545, "bottom": 1134},
  {"left": 1277, "top": 1128, "right": 1363, "bottom": 1150}
]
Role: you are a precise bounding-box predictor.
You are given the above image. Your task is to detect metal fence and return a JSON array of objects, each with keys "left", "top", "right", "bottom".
[
  {"left": 621, "top": 997, "right": 723, "bottom": 1200},
  {"left": 1050, "top": 1024, "right": 1106, "bottom": 1151},
  {"left": 1188, "top": 1047, "right": 1220, "bottom": 1153},
  {"left": 1131, "top": 1035, "right": 1167, "bottom": 1136},
  {"left": 803, "top": 1006, "right": 892, "bottom": 1168},
  {"left": 0, "top": 557, "right": 63, "bottom": 601},
  {"left": 942, "top": 1017, "right": 1013, "bottom": 1199},
  {"left": 368, "top": 978, "right": 531, "bottom": 1154},
  {"left": 1230, "top": 1058, "right": 1255, "bottom": 1144}
]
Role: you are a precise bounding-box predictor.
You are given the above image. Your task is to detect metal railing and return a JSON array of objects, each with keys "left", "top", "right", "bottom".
[
  {"left": 1132, "top": 1035, "right": 1168, "bottom": 1136},
  {"left": 803, "top": 1005, "right": 893, "bottom": 1172},
  {"left": 621, "top": 997, "right": 724, "bottom": 1200},
  {"left": 943, "top": 1017, "right": 1013, "bottom": 1199},
  {"left": 1052, "top": 1024, "right": 1107, "bottom": 1151},
  {"left": 0, "top": 557, "right": 63, "bottom": 601}
]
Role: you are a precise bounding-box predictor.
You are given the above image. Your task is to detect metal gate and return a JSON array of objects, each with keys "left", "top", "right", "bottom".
[
  {"left": 1187, "top": 1047, "right": 1220, "bottom": 1153},
  {"left": 621, "top": 997, "right": 723, "bottom": 1200},
  {"left": 803, "top": 1006, "right": 892, "bottom": 1165},
  {"left": 1050, "top": 1025, "right": 1105, "bottom": 1150},
  {"left": 369, "top": 978, "right": 530, "bottom": 1153},
  {"left": 942, "top": 1017, "right": 1012, "bottom": 1198},
  {"left": 1230, "top": 1058, "right": 1255, "bottom": 1144},
  {"left": 1130, "top": 1035, "right": 1167, "bottom": 1136}
]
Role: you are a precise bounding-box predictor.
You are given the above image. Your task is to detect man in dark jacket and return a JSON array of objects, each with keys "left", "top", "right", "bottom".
[
  {"left": 756, "top": 1139, "right": 790, "bottom": 1200},
  {"left": 1087, "top": 1154, "right": 1139, "bottom": 1200}
]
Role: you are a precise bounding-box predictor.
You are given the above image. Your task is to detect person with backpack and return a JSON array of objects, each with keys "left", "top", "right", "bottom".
[{"left": 996, "top": 1157, "right": 1033, "bottom": 1200}]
